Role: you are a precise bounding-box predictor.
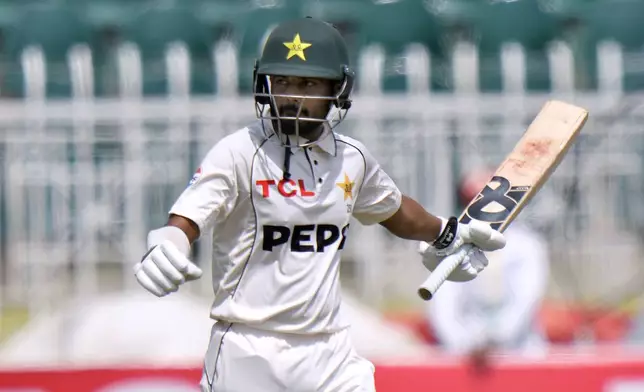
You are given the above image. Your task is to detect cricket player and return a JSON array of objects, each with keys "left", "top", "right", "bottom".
[{"left": 134, "top": 17, "right": 506, "bottom": 392}]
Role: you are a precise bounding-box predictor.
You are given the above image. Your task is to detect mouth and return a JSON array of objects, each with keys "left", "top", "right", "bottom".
[{"left": 280, "top": 106, "right": 309, "bottom": 118}]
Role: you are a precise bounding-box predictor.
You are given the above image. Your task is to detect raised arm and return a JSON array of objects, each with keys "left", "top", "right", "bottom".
[{"left": 379, "top": 195, "right": 443, "bottom": 243}]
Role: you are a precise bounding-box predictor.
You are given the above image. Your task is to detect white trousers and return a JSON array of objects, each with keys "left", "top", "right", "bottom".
[{"left": 199, "top": 321, "right": 376, "bottom": 392}]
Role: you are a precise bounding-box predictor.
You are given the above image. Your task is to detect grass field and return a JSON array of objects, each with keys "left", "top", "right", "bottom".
[{"left": 0, "top": 307, "right": 30, "bottom": 343}]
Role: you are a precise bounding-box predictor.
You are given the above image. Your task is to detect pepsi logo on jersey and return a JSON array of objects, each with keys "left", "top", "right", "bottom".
[
  {"left": 262, "top": 223, "right": 350, "bottom": 252},
  {"left": 256, "top": 179, "right": 316, "bottom": 198}
]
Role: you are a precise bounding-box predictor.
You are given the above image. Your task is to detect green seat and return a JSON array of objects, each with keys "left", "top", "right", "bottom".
[
  {"left": 121, "top": 4, "right": 215, "bottom": 96},
  {"left": 562, "top": 0, "right": 644, "bottom": 91},
  {"left": 0, "top": 0, "right": 21, "bottom": 28},
  {"left": 3, "top": 3, "right": 96, "bottom": 98},
  {"left": 195, "top": 0, "right": 252, "bottom": 41},
  {"left": 60, "top": 0, "right": 150, "bottom": 97},
  {"left": 433, "top": 0, "right": 560, "bottom": 91},
  {"left": 0, "top": 1, "right": 24, "bottom": 97},
  {"left": 303, "top": 0, "right": 368, "bottom": 53},
  {"left": 69, "top": 0, "right": 146, "bottom": 29},
  {"left": 306, "top": 0, "right": 446, "bottom": 50},
  {"left": 580, "top": 0, "right": 644, "bottom": 47},
  {"left": 365, "top": 0, "right": 451, "bottom": 92},
  {"left": 306, "top": 0, "right": 450, "bottom": 92}
]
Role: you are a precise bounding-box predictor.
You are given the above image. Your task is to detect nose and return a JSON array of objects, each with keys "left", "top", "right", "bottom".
[
  {"left": 289, "top": 97, "right": 302, "bottom": 108},
  {"left": 284, "top": 87, "right": 304, "bottom": 101},
  {"left": 275, "top": 90, "right": 301, "bottom": 109}
]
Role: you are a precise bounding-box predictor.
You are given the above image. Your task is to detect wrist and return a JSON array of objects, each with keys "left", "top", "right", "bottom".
[
  {"left": 147, "top": 226, "right": 191, "bottom": 256},
  {"left": 424, "top": 216, "right": 448, "bottom": 243},
  {"left": 431, "top": 216, "right": 458, "bottom": 249}
]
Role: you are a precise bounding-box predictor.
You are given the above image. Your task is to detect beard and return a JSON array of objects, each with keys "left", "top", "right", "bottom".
[
  {"left": 277, "top": 119, "right": 322, "bottom": 137},
  {"left": 272, "top": 104, "right": 325, "bottom": 139}
]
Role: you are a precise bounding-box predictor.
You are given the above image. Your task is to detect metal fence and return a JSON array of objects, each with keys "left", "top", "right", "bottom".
[{"left": 2, "top": 93, "right": 644, "bottom": 315}]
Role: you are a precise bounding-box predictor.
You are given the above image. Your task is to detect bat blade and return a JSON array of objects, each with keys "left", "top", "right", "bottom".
[{"left": 418, "top": 100, "right": 589, "bottom": 301}]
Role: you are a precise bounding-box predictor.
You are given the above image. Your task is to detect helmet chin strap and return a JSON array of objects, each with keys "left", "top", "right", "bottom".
[{"left": 282, "top": 135, "right": 292, "bottom": 180}]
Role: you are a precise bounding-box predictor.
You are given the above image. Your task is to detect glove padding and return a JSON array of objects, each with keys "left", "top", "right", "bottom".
[
  {"left": 134, "top": 238, "right": 202, "bottom": 297},
  {"left": 418, "top": 243, "right": 489, "bottom": 282},
  {"left": 429, "top": 217, "right": 506, "bottom": 257}
]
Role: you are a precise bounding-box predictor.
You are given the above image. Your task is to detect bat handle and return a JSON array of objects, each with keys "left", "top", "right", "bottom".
[{"left": 417, "top": 244, "right": 474, "bottom": 301}]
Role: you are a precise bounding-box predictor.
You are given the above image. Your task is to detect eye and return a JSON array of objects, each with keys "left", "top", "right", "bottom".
[
  {"left": 274, "top": 78, "right": 288, "bottom": 85},
  {"left": 305, "top": 80, "right": 317, "bottom": 88}
]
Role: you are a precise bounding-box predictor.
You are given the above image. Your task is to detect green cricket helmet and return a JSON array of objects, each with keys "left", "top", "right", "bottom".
[{"left": 253, "top": 17, "right": 355, "bottom": 146}]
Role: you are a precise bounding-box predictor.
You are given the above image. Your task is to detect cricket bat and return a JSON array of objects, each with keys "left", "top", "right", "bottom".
[{"left": 418, "top": 100, "right": 589, "bottom": 301}]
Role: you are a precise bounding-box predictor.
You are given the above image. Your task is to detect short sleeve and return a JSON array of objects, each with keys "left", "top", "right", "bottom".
[
  {"left": 169, "top": 138, "right": 238, "bottom": 235},
  {"left": 351, "top": 142, "right": 402, "bottom": 225}
]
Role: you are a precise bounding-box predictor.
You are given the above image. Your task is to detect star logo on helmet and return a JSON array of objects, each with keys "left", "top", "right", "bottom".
[{"left": 283, "top": 34, "right": 312, "bottom": 61}]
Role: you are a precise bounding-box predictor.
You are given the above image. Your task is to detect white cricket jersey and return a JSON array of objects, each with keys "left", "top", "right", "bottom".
[{"left": 169, "top": 120, "right": 402, "bottom": 334}]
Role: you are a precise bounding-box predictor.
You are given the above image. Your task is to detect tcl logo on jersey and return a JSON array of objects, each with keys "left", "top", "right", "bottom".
[
  {"left": 256, "top": 179, "right": 315, "bottom": 198},
  {"left": 262, "top": 224, "right": 350, "bottom": 252}
]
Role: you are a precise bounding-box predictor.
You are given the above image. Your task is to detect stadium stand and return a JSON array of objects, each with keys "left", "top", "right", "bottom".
[
  {"left": 119, "top": 2, "right": 216, "bottom": 96},
  {"left": 0, "top": 0, "right": 641, "bottom": 96},
  {"left": 2, "top": 2, "right": 96, "bottom": 98},
  {"left": 429, "top": 0, "right": 562, "bottom": 91},
  {"left": 555, "top": 0, "right": 644, "bottom": 91},
  {"left": 305, "top": 0, "right": 452, "bottom": 92}
]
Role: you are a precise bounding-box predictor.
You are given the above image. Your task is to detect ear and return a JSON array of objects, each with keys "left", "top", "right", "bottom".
[
  {"left": 253, "top": 60, "right": 270, "bottom": 105},
  {"left": 326, "top": 82, "right": 342, "bottom": 110},
  {"left": 334, "top": 66, "right": 354, "bottom": 110}
]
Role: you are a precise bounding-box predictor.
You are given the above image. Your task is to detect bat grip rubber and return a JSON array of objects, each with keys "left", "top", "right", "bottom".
[{"left": 417, "top": 244, "right": 474, "bottom": 301}]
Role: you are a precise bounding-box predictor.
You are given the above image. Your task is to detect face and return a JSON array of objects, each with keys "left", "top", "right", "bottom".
[{"left": 269, "top": 75, "right": 336, "bottom": 139}]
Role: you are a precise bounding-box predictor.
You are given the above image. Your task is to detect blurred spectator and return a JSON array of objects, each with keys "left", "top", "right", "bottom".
[{"left": 425, "top": 169, "right": 550, "bottom": 363}]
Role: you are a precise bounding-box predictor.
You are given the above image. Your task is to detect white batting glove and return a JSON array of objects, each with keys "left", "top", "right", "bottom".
[
  {"left": 427, "top": 216, "right": 506, "bottom": 257},
  {"left": 418, "top": 242, "right": 489, "bottom": 282},
  {"left": 134, "top": 226, "right": 203, "bottom": 297}
]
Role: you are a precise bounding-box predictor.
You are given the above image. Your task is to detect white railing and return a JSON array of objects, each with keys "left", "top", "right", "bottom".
[
  {"left": 2, "top": 93, "right": 644, "bottom": 314},
  {"left": 1, "top": 36, "right": 644, "bottom": 318}
]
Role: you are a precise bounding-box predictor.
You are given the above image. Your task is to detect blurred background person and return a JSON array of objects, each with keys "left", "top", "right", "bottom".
[{"left": 424, "top": 169, "right": 551, "bottom": 365}]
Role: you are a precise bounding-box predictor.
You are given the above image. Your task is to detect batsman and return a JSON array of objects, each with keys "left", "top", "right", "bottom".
[{"left": 133, "top": 17, "right": 506, "bottom": 391}]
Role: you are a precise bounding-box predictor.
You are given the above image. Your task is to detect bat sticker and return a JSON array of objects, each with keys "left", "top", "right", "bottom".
[{"left": 460, "top": 176, "right": 530, "bottom": 229}]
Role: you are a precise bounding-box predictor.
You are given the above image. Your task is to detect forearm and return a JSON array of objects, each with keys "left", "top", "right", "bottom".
[
  {"left": 167, "top": 214, "right": 201, "bottom": 244},
  {"left": 380, "top": 195, "right": 444, "bottom": 242}
]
